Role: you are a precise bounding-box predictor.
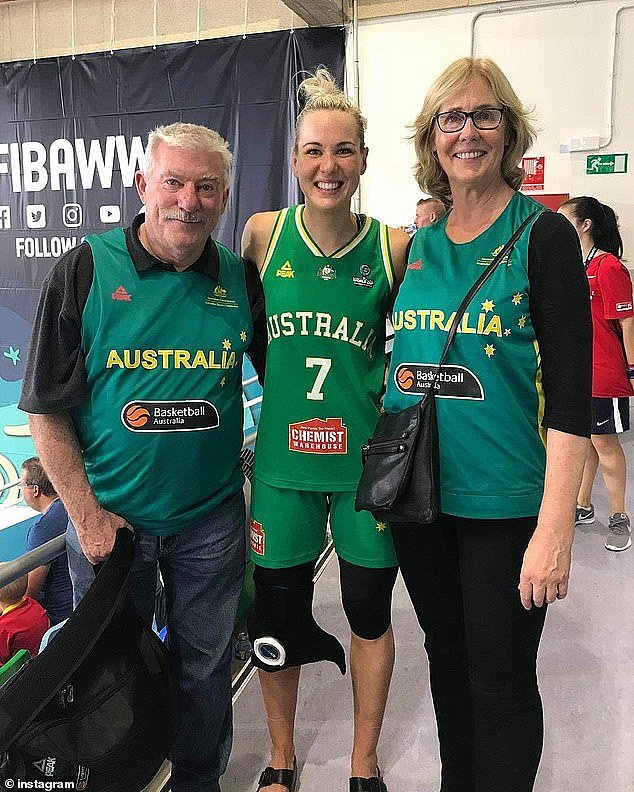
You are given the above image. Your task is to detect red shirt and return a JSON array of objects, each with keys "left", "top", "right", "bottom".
[
  {"left": 0, "top": 596, "right": 50, "bottom": 664},
  {"left": 587, "top": 252, "right": 634, "bottom": 398}
]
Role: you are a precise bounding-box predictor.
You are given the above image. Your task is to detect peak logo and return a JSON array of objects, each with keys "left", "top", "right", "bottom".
[
  {"left": 122, "top": 400, "right": 220, "bottom": 432},
  {"left": 276, "top": 261, "right": 295, "bottom": 278},
  {"left": 112, "top": 285, "right": 132, "bottom": 301},
  {"left": 32, "top": 756, "right": 56, "bottom": 776}
]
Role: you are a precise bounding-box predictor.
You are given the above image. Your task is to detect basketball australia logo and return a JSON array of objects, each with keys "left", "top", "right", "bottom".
[
  {"left": 122, "top": 400, "right": 221, "bottom": 431},
  {"left": 394, "top": 363, "right": 484, "bottom": 399}
]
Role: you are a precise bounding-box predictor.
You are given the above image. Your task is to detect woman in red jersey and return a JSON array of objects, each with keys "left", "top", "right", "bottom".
[{"left": 559, "top": 197, "right": 633, "bottom": 551}]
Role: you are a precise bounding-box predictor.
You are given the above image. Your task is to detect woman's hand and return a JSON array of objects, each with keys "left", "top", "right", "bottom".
[
  {"left": 518, "top": 522, "right": 573, "bottom": 609},
  {"left": 518, "top": 428, "right": 588, "bottom": 610}
]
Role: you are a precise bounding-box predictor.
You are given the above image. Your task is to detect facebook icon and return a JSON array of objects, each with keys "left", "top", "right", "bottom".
[{"left": 0, "top": 206, "right": 10, "bottom": 230}]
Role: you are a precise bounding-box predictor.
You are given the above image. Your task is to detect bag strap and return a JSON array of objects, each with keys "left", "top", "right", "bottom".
[
  {"left": 0, "top": 528, "right": 134, "bottom": 750},
  {"left": 437, "top": 208, "right": 542, "bottom": 370}
]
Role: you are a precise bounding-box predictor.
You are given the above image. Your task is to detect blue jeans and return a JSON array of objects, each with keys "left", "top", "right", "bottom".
[
  {"left": 66, "top": 518, "right": 94, "bottom": 607},
  {"left": 66, "top": 491, "right": 246, "bottom": 792}
]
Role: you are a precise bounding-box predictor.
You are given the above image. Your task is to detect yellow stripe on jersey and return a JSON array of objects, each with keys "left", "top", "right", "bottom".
[
  {"left": 295, "top": 205, "right": 374, "bottom": 259},
  {"left": 295, "top": 205, "right": 322, "bottom": 256},
  {"left": 533, "top": 339, "right": 547, "bottom": 447},
  {"left": 261, "top": 208, "right": 289, "bottom": 278},
  {"left": 379, "top": 223, "right": 394, "bottom": 292}
]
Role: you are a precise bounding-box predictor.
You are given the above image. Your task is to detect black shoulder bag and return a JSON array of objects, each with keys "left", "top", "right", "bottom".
[
  {"left": 355, "top": 210, "right": 541, "bottom": 524},
  {"left": 0, "top": 529, "right": 178, "bottom": 791}
]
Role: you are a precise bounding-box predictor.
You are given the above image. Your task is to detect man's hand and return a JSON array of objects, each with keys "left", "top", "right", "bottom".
[
  {"left": 518, "top": 523, "right": 573, "bottom": 610},
  {"left": 75, "top": 507, "right": 129, "bottom": 564}
]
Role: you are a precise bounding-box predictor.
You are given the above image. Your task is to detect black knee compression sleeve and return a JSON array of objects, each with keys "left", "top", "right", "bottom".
[
  {"left": 339, "top": 558, "right": 398, "bottom": 640},
  {"left": 247, "top": 562, "right": 346, "bottom": 674}
]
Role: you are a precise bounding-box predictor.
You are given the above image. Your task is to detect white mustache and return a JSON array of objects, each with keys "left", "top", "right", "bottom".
[{"left": 163, "top": 209, "right": 206, "bottom": 223}]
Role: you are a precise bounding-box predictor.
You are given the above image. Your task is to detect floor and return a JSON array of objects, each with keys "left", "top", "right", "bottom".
[{"left": 224, "top": 419, "right": 634, "bottom": 792}]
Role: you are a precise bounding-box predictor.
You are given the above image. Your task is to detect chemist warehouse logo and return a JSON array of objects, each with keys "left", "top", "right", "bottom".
[{"left": 122, "top": 400, "right": 220, "bottom": 432}]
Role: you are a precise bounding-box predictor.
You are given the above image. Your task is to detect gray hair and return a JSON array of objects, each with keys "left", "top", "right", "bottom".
[{"left": 144, "top": 123, "right": 233, "bottom": 187}]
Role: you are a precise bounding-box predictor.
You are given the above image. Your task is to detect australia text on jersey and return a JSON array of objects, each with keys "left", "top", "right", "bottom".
[
  {"left": 267, "top": 311, "right": 377, "bottom": 358},
  {"left": 105, "top": 348, "right": 238, "bottom": 370},
  {"left": 392, "top": 308, "right": 505, "bottom": 337}
]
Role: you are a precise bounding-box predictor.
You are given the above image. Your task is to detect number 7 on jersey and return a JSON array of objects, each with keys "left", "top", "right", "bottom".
[{"left": 305, "top": 357, "right": 332, "bottom": 401}]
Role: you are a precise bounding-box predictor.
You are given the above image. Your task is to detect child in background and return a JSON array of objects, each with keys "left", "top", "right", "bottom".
[{"left": 0, "top": 567, "right": 49, "bottom": 663}]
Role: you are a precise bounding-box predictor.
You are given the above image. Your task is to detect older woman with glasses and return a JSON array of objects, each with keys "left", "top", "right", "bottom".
[{"left": 382, "top": 58, "right": 592, "bottom": 791}]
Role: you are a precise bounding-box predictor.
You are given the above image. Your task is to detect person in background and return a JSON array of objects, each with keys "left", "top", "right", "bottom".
[
  {"left": 414, "top": 196, "right": 446, "bottom": 228},
  {"left": 242, "top": 68, "right": 409, "bottom": 792},
  {"left": 383, "top": 57, "right": 591, "bottom": 791},
  {"left": 0, "top": 568, "right": 49, "bottom": 663},
  {"left": 558, "top": 196, "right": 633, "bottom": 551},
  {"left": 402, "top": 197, "right": 447, "bottom": 236},
  {"left": 19, "top": 122, "right": 266, "bottom": 792},
  {"left": 21, "top": 457, "right": 72, "bottom": 626}
]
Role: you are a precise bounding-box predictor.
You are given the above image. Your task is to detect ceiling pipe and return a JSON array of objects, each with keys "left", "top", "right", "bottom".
[{"left": 471, "top": 0, "right": 634, "bottom": 151}]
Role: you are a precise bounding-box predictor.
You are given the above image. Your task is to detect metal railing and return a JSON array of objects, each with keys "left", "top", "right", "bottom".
[{"left": 0, "top": 535, "right": 65, "bottom": 588}]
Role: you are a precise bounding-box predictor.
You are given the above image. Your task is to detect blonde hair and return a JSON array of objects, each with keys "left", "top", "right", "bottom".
[
  {"left": 417, "top": 197, "right": 447, "bottom": 218},
  {"left": 294, "top": 67, "right": 367, "bottom": 151},
  {"left": 144, "top": 122, "right": 233, "bottom": 187},
  {"left": 0, "top": 567, "right": 27, "bottom": 606},
  {"left": 412, "top": 57, "right": 536, "bottom": 205}
]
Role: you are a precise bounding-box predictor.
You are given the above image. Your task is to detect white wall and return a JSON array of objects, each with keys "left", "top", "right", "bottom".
[{"left": 358, "top": 0, "right": 634, "bottom": 261}]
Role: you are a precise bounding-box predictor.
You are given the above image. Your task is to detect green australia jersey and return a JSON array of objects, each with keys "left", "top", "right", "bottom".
[
  {"left": 72, "top": 228, "right": 253, "bottom": 535},
  {"left": 255, "top": 205, "right": 395, "bottom": 491},
  {"left": 384, "top": 192, "right": 546, "bottom": 519}
]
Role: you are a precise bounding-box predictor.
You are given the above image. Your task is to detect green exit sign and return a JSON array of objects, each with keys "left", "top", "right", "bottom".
[{"left": 586, "top": 154, "right": 628, "bottom": 174}]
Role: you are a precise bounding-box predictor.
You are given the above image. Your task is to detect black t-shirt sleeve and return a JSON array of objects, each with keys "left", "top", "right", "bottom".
[
  {"left": 18, "top": 243, "right": 94, "bottom": 414},
  {"left": 528, "top": 211, "right": 592, "bottom": 437},
  {"left": 243, "top": 258, "right": 267, "bottom": 385}
]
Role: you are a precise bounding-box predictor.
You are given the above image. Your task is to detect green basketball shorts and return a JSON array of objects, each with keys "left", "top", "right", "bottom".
[{"left": 249, "top": 479, "right": 397, "bottom": 569}]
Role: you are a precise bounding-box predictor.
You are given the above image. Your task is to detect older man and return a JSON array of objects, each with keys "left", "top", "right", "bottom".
[{"left": 19, "top": 123, "right": 266, "bottom": 792}]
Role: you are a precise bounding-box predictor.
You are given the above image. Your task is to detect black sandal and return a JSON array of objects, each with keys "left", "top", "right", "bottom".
[
  {"left": 257, "top": 756, "right": 298, "bottom": 791},
  {"left": 349, "top": 767, "right": 387, "bottom": 792}
]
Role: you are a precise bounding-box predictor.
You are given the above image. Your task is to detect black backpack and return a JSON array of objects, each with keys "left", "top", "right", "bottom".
[{"left": 0, "top": 529, "right": 178, "bottom": 791}]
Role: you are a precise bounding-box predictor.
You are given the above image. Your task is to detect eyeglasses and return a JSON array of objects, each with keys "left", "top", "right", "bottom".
[{"left": 435, "top": 108, "right": 504, "bottom": 133}]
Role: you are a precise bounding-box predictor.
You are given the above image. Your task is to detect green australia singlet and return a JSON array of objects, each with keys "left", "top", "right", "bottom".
[
  {"left": 72, "top": 228, "right": 253, "bottom": 535},
  {"left": 385, "top": 192, "right": 546, "bottom": 520},
  {"left": 255, "top": 205, "right": 394, "bottom": 491}
]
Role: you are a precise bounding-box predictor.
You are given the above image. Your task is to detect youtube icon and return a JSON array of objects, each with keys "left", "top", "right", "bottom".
[{"left": 100, "top": 205, "right": 121, "bottom": 223}]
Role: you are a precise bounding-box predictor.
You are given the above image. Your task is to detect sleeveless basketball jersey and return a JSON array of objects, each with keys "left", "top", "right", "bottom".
[
  {"left": 72, "top": 228, "right": 253, "bottom": 535},
  {"left": 255, "top": 205, "right": 394, "bottom": 491},
  {"left": 384, "top": 191, "right": 546, "bottom": 519}
]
